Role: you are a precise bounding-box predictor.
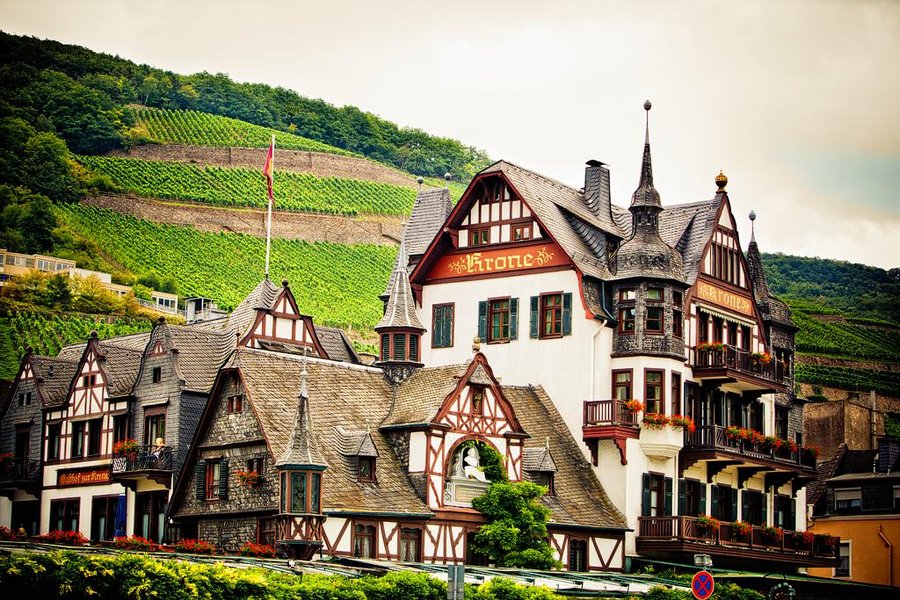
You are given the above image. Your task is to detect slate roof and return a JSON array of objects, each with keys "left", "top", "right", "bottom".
[
  {"left": 376, "top": 237, "right": 425, "bottom": 332},
  {"left": 507, "top": 385, "right": 628, "bottom": 529},
  {"left": 746, "top": 239, "right": 796, "bottom": 329},
  {"left": 234, "top": 349, "right": 429, "bottom": 514},
  {"left": 384, "top": 187, "right": 453, "bottom": 297},
  {"left": 381, "top": 363, "right": 469, "bottom": 427},
  {"left": 277, "top": 359, "right": 328, "bottom": 468},
  {"left": 314, "top": 325, "right": 360, "bottom": 364},
  {"left": 29, "top": 355, "right": 78, "bottom": 408},
  {"left": 225, "top": 278, "right": 281, "bottom": 337},
  {"left": 165, "top": 324, "right": 236, "bottom": 392},
  {"left": 334, "top": 426, "right": 379, "bottom": 457},
  {"left": 522, "top": 447, "right": 557, "bottom": 473}
]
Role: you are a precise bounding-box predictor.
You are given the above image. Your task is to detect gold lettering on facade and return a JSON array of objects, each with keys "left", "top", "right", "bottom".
[
  {"left": 57, "top": 468, "right": 111, "bottom": 486},
  {"left": 446, "top": 246, "right": 555, "bottom": 276},
  {"left": 696, "top": 282, "right": 752, "bottom": 316}
]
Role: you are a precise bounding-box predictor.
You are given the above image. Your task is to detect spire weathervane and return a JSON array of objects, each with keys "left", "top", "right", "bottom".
[{"left": 644, "top": 99, "right": 651, "bottom": 144}]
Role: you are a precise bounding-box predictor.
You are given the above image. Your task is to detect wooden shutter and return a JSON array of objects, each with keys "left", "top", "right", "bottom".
[
  {"left": 741, "top": 490, "right": 750, "bottom": 522},
  {"left": 562, "top": 292, "right": 572, "bottom": 335},
  {"left": 380, "top": 334, "right": 390, "bottom": 361},
  {"left": 789, "top": 498, "right": 796, "bottom": 529},
  {"left": 509, "top": 298, "right": 519, "bottom": 340},
  {"left": 699, "top": 483, "right": 707, "bottom": 515},
  {"left": 641, "top": 473, "right": 651, "bottom": 517},
  {"left": 196, "top": 459, "right": 206, "bottom": 500},
  {"left": 677, "top": 479, "right": 686, "bottom": 515},
  {"left": 710, "top": 485, "right": 719, "bottom": 519},
  {"left": 530, "top": 296, "right": 539, "bottom": 339},
  {"left": 664, "top": 477, "right": 673, "bottom": 516},
  {"left": 761, "top": 495, "right": 767, "bottom": 526},
  {"left": 442, "top": 306, "right": 453, "bottom": 347},
  {"left": 478, "top": 301, "right": 487, "bottom": 341},
  {"left": 219, "top": 460, "right": 229, "bottom": 500},
  {"left": 730, "top": 488, "right": 738, "bottom": 521},
  {"left": 410, "top": 335, "right": 419, "bottom": 361}
]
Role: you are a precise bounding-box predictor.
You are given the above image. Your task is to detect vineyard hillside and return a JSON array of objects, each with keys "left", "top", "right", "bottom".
[{"left": 55, "top": 203, "right": 396, "bottom": 329}]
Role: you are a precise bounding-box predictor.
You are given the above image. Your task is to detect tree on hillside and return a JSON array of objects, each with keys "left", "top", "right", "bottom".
[
  {"left": 22, "top": 132, "right": 83, "bottom": 203},
  {"left": 0, "top": 185, "right": 57, "bottom": 254}
]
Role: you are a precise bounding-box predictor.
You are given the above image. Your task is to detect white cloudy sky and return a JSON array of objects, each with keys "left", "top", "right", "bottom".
[{"left": 2, "top": 0, "right": 898, "bottom": 268}]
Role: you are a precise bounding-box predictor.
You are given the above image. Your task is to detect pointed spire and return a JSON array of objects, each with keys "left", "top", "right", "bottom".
[
  {"left": 277, "top": 357, "right": 327, "bottom": 468},
  {"left": 375, "top": 226, "right": 425, "bottom": 332},
  {"left": 745, "top": 211, "right": 772, "bottom": 305},
  {"left": 630, "top": 100, "right": 662, "bottom": 210}
]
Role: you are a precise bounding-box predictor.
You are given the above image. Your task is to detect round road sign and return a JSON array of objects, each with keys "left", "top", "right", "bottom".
[{"left": 691, "top": 570, "right": 715, "bottom": 600}]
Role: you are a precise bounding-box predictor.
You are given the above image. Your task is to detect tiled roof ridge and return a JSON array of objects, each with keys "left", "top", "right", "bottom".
[
  {"left": 487, "top": 160, "right": 582, "bottom": 195},
  {"left": 241, "top": 346, "right": 381, "bottom": 375}
]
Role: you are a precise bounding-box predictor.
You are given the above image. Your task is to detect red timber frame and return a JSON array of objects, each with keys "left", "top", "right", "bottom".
[{"left": 239, "top": 285, "right": 328, "bottom": 358}]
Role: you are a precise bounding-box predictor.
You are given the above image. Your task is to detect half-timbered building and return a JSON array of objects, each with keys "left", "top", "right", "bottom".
[
  {"left": 169, "top": 347, "right": 628, "bottom": 569},
  {"left": 400, "top": 102, "right": 836, "bottom": 570}
]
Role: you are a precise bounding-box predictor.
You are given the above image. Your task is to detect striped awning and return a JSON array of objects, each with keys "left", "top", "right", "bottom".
[{"left": 697, "top": 303, "right": 756, "bottom": 327}]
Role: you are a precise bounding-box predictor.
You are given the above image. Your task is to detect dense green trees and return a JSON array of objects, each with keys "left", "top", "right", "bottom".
[{"left": 0, "top": 32, "right": 490, "bottom": 178}]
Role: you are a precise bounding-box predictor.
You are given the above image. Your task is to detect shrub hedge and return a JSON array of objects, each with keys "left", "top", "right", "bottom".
[{"left": 0, "top": 551, "right": 570, "bottom": 600}]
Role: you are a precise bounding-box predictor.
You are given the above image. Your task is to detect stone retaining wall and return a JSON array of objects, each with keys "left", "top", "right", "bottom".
[
  {"left": 111, "top": 144, "right": 417, "bottom": 188},
  {"left": 83, "top": 194, "right": 403, "bottom": 246}
]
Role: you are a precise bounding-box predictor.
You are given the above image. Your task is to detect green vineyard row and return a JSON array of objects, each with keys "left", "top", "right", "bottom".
[
  {"left": 791, "top": 309, "right": 900, "bottom": 362},
  {"left": 129, "top": 106, "right": 357, "bottom": 156},
  {"left": 0, "top": 311, "right": 154, "bottom": 379},
  {"left": 78, "top": 155, "right": 418, "bottom": 216},
  {"left": 796, "top": 364, "right": 900, "bottom": 397},
  {"left": 55, "top": 203, "right": 395, "bottom": 329}
]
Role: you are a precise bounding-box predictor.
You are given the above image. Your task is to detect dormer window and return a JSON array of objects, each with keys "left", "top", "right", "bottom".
[
  {"left": 152, "top": 367, "right": 162, "bottom": 384},
  {"left": 536, "top": 471, "right": 555, "bottom": 495},
  {"left": 358, "top": 457, "right": 376, "bottom": 483}
]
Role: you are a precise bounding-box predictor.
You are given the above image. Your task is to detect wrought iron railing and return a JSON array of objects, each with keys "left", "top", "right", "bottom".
[
  {"left": 583, "top": 399, "right": 639, "bottom": 428},
  {"left": 637, "top": 515, "right": 839, "bottom": 560},
  {"left": 110, "top": 445, "right": 176, "bottom": 474},
  {"left": 683, "top": 426, "right": 816, "bottom": 468},
  {"left": 692, "top": 345, "right": 786, "bottom": 383},
  {"left": 0, "top": 458, "right": 40, "bottom": 484}
]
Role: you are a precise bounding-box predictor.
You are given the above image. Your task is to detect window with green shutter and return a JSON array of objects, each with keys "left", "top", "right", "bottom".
[
  {"left": 432, "top": 304, "right": 454, "bottom": 348},
  {"left": 393, "top": 333, "right": 407, "bottom": 361}
]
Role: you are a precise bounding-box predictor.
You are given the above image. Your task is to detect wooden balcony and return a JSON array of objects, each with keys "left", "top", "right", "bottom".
[
  {"left": 583, "top": 399, "right": 640, "bottom": 466},
  {"left": 110, "top": 445, "right": 176, "bottom": 488},
  {"left": 0, "top": 458, "right": 40, "bottom": 497},
  {"left": 680, "top": 426, "right": 816, "bottom": 482},
  {"left": 275, "top": 513, "right": 325, "bottom": 560},
  {"left": 691, "top": 346, "right": 787, "bottom": 392},
  {"left": 636, "top": 515, "right": 840, "bottom": 569}
]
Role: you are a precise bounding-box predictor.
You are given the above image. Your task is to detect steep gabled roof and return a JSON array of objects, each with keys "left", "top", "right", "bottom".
[
  {"left": 166, "top": 324, "right": 236, "bottom": 392},
  {"left": 376, "top": 236, "right": 425, "bottom": 332},
  {"left": 506, "top": 385, "right": 628, "bottom": 530},
  {"left": 314, "top": 325, "right": 360, "bottom": 364},
  {"left": 225, "top": 278, "right": 281, "bottom": 337},
  {"left": 659, "top": 198, "right": 721, "bottom": 285},
  {"left": 31, "top": 355, "right": 79, "bottom": 408},
  {"left": 234, "top": 349, "right": 427, "bottom": 514}
]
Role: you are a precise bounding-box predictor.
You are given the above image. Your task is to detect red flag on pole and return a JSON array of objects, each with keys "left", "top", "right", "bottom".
[{"left": 263, "top": 138, "right": 275, "bottom": 202}]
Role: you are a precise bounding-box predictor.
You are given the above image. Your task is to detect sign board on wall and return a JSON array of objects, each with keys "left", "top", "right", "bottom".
[
  {"left": 57, "top": 467, "right": 110, "bottom": 486},
  {"left": 695, "top": 281, "right": 753, "bottom": 316},
  {"left": 427, "top": 243, "right": 569, "bottom": 282}
]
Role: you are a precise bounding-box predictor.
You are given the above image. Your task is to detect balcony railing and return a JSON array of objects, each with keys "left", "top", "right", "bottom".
[
  {"left": 638, "top": 515, "right": 839, "bottom": 561},
  {"left": 111, "top": 445, "right": 175, "bottom": 474},
  {"left": 692, "top": 346, "right": 786, "bottom": 384},
  {"left": 0, "top": 457, "right": 40, "bottom": 484},
  {"left": 684, "top": 426, "right": 816, "bottom": 469},
  {"left": 583, "top": 399, "right": 639, "bottom": 428}
]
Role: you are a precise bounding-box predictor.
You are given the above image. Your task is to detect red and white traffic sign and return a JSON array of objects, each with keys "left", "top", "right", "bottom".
[{"left": 691, "top": 570, "right": 715, "bottom": 600}]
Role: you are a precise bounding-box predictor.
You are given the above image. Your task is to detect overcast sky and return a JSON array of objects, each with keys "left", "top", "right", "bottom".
[{"left": 2, "top": 0, "right": 898, "bottom": 269}]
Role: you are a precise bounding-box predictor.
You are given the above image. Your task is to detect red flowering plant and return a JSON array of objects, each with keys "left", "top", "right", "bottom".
[
  {"left": 669, "top": 415, "right": 696, "bottom": 433},
  {"left": 240, "top": 542, "right": 276, "bottom": 558},
  {"left": 697, "top": 341, "right": 724, "bottom": 352},
  {"left": 760, "top": 525, "right": 784, "bottom": 543},
  {"left": 802, "top": 445, "right": 821, "bottom": 460},
  {"left": 642, "top": 413, "right": 670, "bottom": 429},
  {"left": 695, "top": 515, "right": 720, "bottom": 534},
  {"left": 235, "top": 469, "right": 261, "bottom": 487},
  {"left": 623, "top": 399, "right": 644, "bottom": 413},
  {"left": 43, "top": 529, "right": 89, "bottom": 545},
  {"left": 787, "top": 439, "right": 799, "bottom": 453},
  {"left": 112, "top": 439, "right": 139, "bottom": 460},
  {"left": 114, "top": 535, "right": 159, "bottom": 551},
  {"left": 175, "top": 538, "right": 215, "bottom": 554},
  {"left": 0, "top": 525, "right": 26, "bottom": 541},
  {"left": 730, "top": 520, "right": 752, "bottom": 539},
  {"left": 816, "top": 534, "right": 838, "bottom": 550},
  {"left": 795, "top": 530, "right": 815, "bottom": 548}
]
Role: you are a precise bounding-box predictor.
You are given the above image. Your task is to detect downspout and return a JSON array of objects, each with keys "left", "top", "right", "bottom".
[{"left": 878, "top": 524, "right": 893, "bottom": 587}]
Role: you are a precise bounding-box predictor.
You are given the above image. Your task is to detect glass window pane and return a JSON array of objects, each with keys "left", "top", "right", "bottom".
[{"left": 291, "top": 472, "right": 307, "bottom": 513}]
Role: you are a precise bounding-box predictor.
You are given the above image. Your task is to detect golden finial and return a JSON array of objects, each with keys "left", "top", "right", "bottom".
[
  {"left": 472, "top": 335, "right": 481, "bottom": 353},
  {"left": 715, "top": 170, "right": 728, "bottom": 192}
]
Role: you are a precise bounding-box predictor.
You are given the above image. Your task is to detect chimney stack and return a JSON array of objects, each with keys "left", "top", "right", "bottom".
[{"left": 584, "top": 160, "right": 612, "bottom": 218}]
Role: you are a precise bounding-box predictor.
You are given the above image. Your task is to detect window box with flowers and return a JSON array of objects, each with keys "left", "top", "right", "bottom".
[
  {"left": 730, "top": 520, "right": 752, "bottom": 540},
  {"left": 642, "top": 413, "right": 670, "bottom": 429},
  {"left": 640, "top": 413, "right": 683, "bottom": 458},
  {"left": 235, "top": 469, "right": 261, "bottom": 488},
  {"left": 669, "top": 415, "right": 696, "bottom": 433},
  {"left": 113, "top": 439, "right": 140, "bottom": 461},
  {"left": 750, "top": 351, "right": 772, "bottom": 365},
  {"left": 695, "top": 515, "right": 720, "bottom": 537},
  {"left": 793, "top": 530, "right": 815, "bottom": 549},
  {"left": 697, "top": 341, "right": 724, "bottom": 352},
  {"left": 760, "top": 525, "right": 784, "bottom": 545}
]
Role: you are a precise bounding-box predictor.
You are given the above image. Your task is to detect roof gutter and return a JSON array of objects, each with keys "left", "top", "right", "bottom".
[{"left": 325, "top": 510, "right": 435, "bottom": 519}]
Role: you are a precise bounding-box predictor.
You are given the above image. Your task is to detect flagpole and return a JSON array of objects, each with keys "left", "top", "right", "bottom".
[{"left": 264, "top": 134, "right": 274, "bottom": 279}]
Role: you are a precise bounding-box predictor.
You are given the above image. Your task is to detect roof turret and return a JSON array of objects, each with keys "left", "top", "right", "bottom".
[
  {"left": 376, "top": 233, "right": 425, "bottom": 332},
  {"left": 276, "top": 358, "right": 327, "bottom": 469}
]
